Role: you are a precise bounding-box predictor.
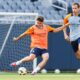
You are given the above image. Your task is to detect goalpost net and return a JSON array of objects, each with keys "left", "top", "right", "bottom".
[{"left": 0, "top": 12, "right": 38, "bottom": 72}]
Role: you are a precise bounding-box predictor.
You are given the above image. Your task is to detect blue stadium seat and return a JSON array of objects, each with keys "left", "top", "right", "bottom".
[
  {"left": 0, "top": 9, "right": 5, "bottom": 12},
  {"left": 59, "top": 10, "right": 66, "bottom": 18},
  {"left": 0, "top": 0, "right": 79, "bottom": 19},
  {"left": 32, "top": 1, "right": 41, "bottom": 7}
]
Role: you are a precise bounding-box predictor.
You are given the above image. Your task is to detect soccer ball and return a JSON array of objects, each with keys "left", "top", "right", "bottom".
[
  {"left": 18, "top": 67, "right": 27, "bottom": 75},
  {"left": 76, "top": 69, "right": 80, "bottom": 74},
  {"left": 41, "top": 69, "right": 47, "bottom": 74},
  {"left": 54, "top": 69, "right": 60, "bottom": 74}
]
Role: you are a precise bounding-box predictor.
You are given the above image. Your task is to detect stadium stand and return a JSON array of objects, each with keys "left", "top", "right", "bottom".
[
  {"left": 0, "top": 0, "right": 67, "bottom": 19},
  {"left": 1, "top": 0, "right": 79, "bottom": 19},
  {"left": 0, "top": 0, "right": 79, "bottom": 16}
]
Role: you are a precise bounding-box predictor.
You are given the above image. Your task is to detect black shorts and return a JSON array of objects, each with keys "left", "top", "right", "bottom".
[
  {"left": 71, "top": 38, "right": 80, "bottom": 53},
  {"left": 30, "top": 48, "right": 48, "bottom": 57}
]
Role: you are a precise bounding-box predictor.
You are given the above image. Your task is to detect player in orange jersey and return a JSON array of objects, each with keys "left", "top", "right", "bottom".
[{"left": 11, "top": 16, "right": 66, "bottom": 75}]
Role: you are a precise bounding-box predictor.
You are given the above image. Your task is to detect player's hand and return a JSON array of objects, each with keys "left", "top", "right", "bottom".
[
  {"left": 13, "top": 37, "right": 18, "bottom": 42},
  {"left": 64, "top": 35, "right": 69, "bottom": 42}
]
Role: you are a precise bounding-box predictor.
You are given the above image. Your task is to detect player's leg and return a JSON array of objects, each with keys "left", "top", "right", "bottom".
[
  {"left": 71, "top": 39, "right": 79, "bottom": 58},
  {"left": 10, "top": 54, "right": 36, "bottom": 67},
  {"left": 10, "top": 48, "right": 37, "bottom": 67},
  {"left": 76, "top": 38, "right": 80, "bottom": 59},
  {"left": 31, "top": 52, "right": 49, "bottom": 74},
  {"left": 71, "top": 38, "right": 80, "bottom": 59},
  {"left": 38, "top": 52, "right": 49, "bottom": 68}
]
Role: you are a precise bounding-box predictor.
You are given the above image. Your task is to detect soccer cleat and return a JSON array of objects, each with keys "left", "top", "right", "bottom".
[
  {"left": 31, "top": 71, "right": 37, "bottom": 75},
  {"left": 10, "top": 62, "right": 17, "bottom": 67}
]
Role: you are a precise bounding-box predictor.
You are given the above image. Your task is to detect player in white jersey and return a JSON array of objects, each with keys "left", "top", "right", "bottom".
[{"left": 62, "top": 3, "right": 80, "bottom": 59}]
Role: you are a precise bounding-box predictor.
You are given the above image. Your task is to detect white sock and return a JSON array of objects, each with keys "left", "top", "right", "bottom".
[
  {"left": 33, "top": 66, "right": 41, "bottom": 73},
  {"left": 16, "top": 61, "right": 22, "bottom": 65}
]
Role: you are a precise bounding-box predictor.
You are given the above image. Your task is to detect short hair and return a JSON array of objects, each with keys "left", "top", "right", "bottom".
[
  {"left": 36, "top": 16, "right": 44, "bottom": 22},
  {"left": 72, "top": 3, "right": 80, "bottom": 8}
]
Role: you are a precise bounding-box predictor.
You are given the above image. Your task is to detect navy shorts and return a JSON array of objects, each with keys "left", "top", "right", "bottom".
[
  {"left": 71, "top": 38, "right": 80, "bottom": 52},
  {"left": 30, "top": 48, "right": 48, "bottom": 57}
]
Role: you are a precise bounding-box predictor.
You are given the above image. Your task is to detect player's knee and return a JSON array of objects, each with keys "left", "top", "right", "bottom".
[
  {"left": 76, "top": 55, "right": 80, "bottom": 59},
  {"left": 28, "top": 54, "right": 36, "bottom": 61},
  {"left": 42, "top": 59, "right": 49, "bottom": 64},
  {"left": 28, "top": 56, "right": 35, "bottom": 61},
  {"left": 43, "top": 56, "right": 49, "bottom": 61},
  {"left": 45, "top": 54, "right": 49, "bottom": 60},
  {"left": 75, "top": 51, "right": 80, "bottom": 59}
]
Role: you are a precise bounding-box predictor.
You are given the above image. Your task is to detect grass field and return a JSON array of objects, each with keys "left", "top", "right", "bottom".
[{"left": 0, "top": 72, "right": 80, "bottom": 80}]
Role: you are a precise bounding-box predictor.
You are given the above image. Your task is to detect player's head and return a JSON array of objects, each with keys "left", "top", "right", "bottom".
[
  {"left": 35, "top": 16, "right": 44, "bottom": 27},
  {"left": 72, "top": 3, "right": 80, "bottom": 14}
]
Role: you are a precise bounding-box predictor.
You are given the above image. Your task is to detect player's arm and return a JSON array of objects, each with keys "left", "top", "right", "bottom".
[
  {"left": 63, "top": 14, "right": 71, "bottom": 41},
  {"left": 53, "top": 22, "right": 70, "bottom": 33},
  {"left": 47, "top": 23, "right": 70, "bottom": 33},
  {"left": 63, "top": 28, "right": 70, "bottom": 41},
  {"left": 13, "top": 27, "right": 34, "bottom": 42}
]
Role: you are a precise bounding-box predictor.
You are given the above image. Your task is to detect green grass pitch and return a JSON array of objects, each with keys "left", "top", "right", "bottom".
[{"left": 0, "top": 72, "right": 80, "bottom": 80}]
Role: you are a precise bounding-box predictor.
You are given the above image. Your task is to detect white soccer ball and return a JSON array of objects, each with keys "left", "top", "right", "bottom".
[
  {"left": 41, "top": 69, "right": 47, "bottom": 74},
  {"left": 54, "top": 69, "right": 60, "bottom": 74},
  {"left": 76, "top": 69, "right": 80, "bottom": 74},
  {"left": 18, "top": 67, "right": 27, "bottom": 75}
]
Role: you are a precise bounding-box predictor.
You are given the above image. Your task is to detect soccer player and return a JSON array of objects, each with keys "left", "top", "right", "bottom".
[
  {"left": 63, "top": 3, "right": 80, "bottom": 59},
  {"left": 11, "top": 16, "right": 66, "bottom": 75}
]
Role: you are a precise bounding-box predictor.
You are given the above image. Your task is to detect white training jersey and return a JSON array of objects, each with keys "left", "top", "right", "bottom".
[{"left": 68, "top": 15, "right": 80, "bottom": 41}]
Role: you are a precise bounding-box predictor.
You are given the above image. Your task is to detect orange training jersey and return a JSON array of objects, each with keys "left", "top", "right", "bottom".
[
  {"left": 64, "top": 13, "right": 72, "bottom": 24},
  {"left": 25, "top": 24, "right": 55, "bottom": 49}
]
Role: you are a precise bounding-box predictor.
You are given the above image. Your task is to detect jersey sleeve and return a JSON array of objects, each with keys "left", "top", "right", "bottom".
[
  {"left": 25, "top": 26, "right": 34, "bottom": 34},
  {"left": 47, "top": 25, "right": 55, "bottom": 32},
  {"left": 64, "top": 13, "right": 71, "bottom": 24}
]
